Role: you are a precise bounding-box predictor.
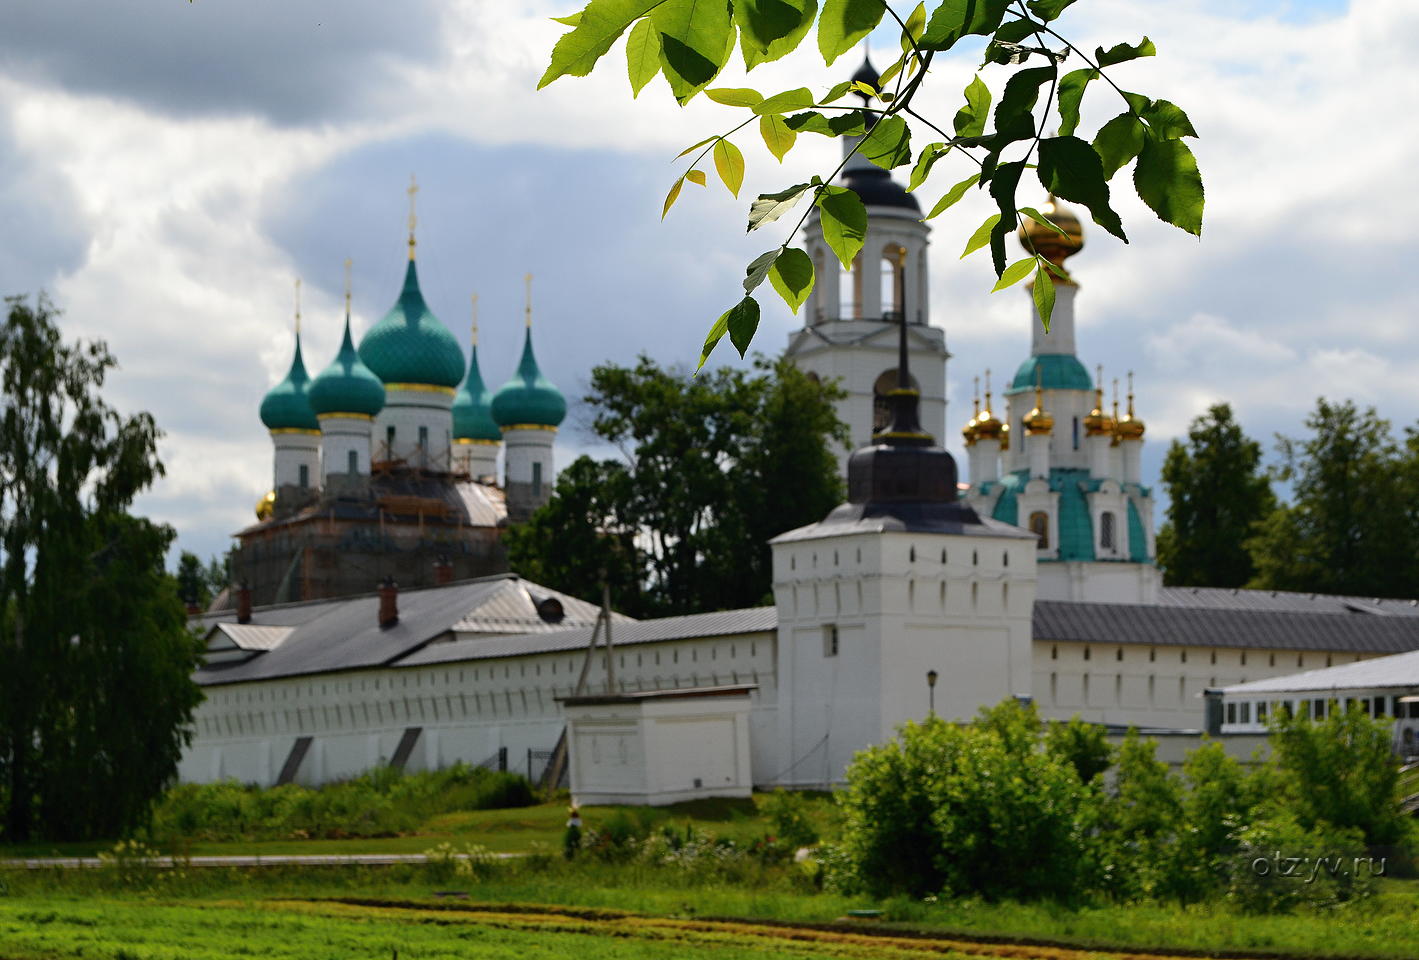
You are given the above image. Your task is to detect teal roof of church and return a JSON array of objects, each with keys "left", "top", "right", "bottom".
[
  {"left": 491, "top": 329, "right": 566, "bottom": 428},
  {"left": 1007, "top": 354, "right": 1093, "bottom": 395},
  {"left": 310, "top": 317, "right": 386, "bottom": 418},
  {"left": 984, "top": 467, "right": 1153, "bottom": 563},
  {"left": 452, "top": 345, "right": 501, "bottom": 442},
  {"left": 357, "top": 260, "right": 466, "bottom": 388},
  {"left": 259, "top": 336, "right": 320, "bottom": 431}
]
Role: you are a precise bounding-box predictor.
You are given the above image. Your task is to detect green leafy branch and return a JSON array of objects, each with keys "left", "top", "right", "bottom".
[{"left": 540, "top": 0, "right": 1204, "bottom": 364}]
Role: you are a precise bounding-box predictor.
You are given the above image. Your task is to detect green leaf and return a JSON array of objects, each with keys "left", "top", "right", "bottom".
[
  {"left": 907, "top": 142, "right": 948, "bottom": 193},
  {"left": 713, "top": 138, "right": 745, "bottom": 197},
  {"left": 1142, "top": 99, "right": 1198, "bottom": 140},
  {"left": 759, "top": 114, "right": 797, "bottom": 161},
  {"left": 992, "top": 257, "right": 1037, "bottom": 292},
  {"left": 698, "top": 304, "right": 732, "bottom": 370},
  {"left": 1037, "top": 136, "right": 1126, "bottom": 242},
  {"left": 626, "top": 16, "right": 661, "bottom": 96},
  {"left": 902, "top": 2, "right": 927, "bottom": 49},
  {"left": 662, "top": 176, "right": 685, "bottom": 219},
  {"left": 784, "top": 109, "right": 867, "bottom": 136},
  {"left": 953, "top": 75, "right": 992, "bottom": 137},
  {"left": 921, "top": 0, "right": 1011, "bottom": 51},
  {"left": 987, "top": 159, "right": 1025, "bottom": 274},
  {"left": 859, "top": 115, "right": 912, "bottom": 169},
  {"left": 877, "top": 52, "right": 907, "bottom": 89},
  {"left": 817, "top": 0, "right": 886, "bottom": 66},
  {"left": 737, "top": 0, "right": 819, "bottom": 70},
  {"left": 1018, "top": 206, "right": 1068, "bottom": 238},
  {"left": 753, "top": 87, "right": 817, "bottom": 114},
  {"left": 992, "top": 18, "right": 1039, "bottom": 44},
  {"left": 1055, "top": 67, "right": 1096, "bottom": 137},
  {"left": 540, "top": 0, "right": 663, "bottom": 88},
  {"left": 1031, "top": 260, "right": 1056, "bottom": 332},
  {"left": 675, "top": 135, "right": 718, "bottom": 158},
  {"left": 769, "top": 246, "right": 815, "bottom": 314},
  {"left": 550, "top": 11, "right": 584, "bottom": 27},
  {"left": 743, "top": 248, "right": 782, "bottom": 294},
  {"left": 706, "top": 87, "right": 764, "bottom": 106},
  {"left": 748, "top": 181, "right": 815, "bottom": 231},
  {"left": 993, "top": 65, "right": 1055, "bottom": 137},
  {"left": 816, "top": 184, "right": 867, "bottom": 269},
  {"left": 1026, "top": 0, "right": 1077, "bottom": 21},
  {"left": 1092, "top": 112, "right": 1145, "bottom": 179},
  {"left": 1134, "top": 136, "right": 1204, "bottom": 236},
  {"left": 821, "top": 79, "right": 854, "bottom": 103},
  {"left": 924, "top": 172, "right": 980, "bottom": 220},
  {"left": 727, "top": 295, "right": 762, "bottom": 356},
  {"left": 1095, "top": 37, "right": 1156, "bottom": 68},
  {"left": 685, "top": 168, "right": 707, "bottom": 186},
  {"left": 652, "top": 0, "right": 734, "bottom": 103},
  {"left": 960, "top": 213, "right": 1001, "bottom": 258},
  {"left": 850, "top": 80, "right": 877, "bottom": 98}
]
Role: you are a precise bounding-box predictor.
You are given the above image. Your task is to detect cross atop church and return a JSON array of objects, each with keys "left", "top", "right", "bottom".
[{"left": 407, "top": 174, "right": 419, "bottom": 260}]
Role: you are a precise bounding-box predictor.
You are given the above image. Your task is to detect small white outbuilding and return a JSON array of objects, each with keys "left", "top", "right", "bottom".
[{"left": 559, "top": 685, "right": 756, "bottom": 806}]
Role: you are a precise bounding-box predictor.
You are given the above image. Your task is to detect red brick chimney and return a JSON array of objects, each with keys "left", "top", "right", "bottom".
[
  {"left": 378, "top": 578, "right": 399, "bottom": 628},
  {"left": 434, "top": 556, "right": 454, "bottom": 585},
  {"left": 236, "top": 583, "right": 252, "bottom": 624}
]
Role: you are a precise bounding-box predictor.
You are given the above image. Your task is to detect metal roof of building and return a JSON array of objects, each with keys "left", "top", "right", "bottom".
[
  {"left": 194, "top": 575, "right": 613, "bottom": 687},
  {"left": 1034, "top": 600, "right": 1419, "bottom": 653},
  {"left": 402, "top": 607, "right": 777, "bottom": 667},
  {"left": 207, "top": 623, "right": 294, "bottom": 652},
  {"left": 1157, "top": 586, "right": 1419, "bottom": 617},
  {"left": 1223, "top": 648, "right": 1419, "bottom": 695}
]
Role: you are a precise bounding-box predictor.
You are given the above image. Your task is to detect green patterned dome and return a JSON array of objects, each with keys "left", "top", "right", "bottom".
[
  {"left": 357, "top": 260, "right": 465, "bottom": 388},
  {"left": 1006, "top": 354, "right": 1093, "bottom": 395},
  {"left": 259, "top": 336, "right": 320, "bottom": 431},
  {"left": 309, "top": 316, "right": 386, "bottom": 418},
  {"left": 491, "top": 328, "right": 566, "bottom": 428},
  {"left": 452, "top": 344, "right": 501, "bottom": 441}
]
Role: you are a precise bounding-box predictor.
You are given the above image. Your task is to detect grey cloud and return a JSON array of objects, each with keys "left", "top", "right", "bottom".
[
  {"left": 0, "top": 120, "right": 88, "bottom": 295},
  {"left": 0, "top": 0, "right": 443, "bottom": 124}
]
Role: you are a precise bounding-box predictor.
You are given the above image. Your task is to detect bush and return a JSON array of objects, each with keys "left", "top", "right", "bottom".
[
  {"left": 759, "top": 790, "right": 818, "bottom": 849},
  {"left": 1226, "top": 814, "right": 1379, "bottom": 913}
]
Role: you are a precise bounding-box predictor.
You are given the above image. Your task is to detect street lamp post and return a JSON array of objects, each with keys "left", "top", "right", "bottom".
[{"left": 926, "top": 669, "right": 938, "bottom": 716}]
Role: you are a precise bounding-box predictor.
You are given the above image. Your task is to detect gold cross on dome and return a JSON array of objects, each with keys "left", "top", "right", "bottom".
[{"left": 407, "top": 174, "right": 419, "bottom": 260}]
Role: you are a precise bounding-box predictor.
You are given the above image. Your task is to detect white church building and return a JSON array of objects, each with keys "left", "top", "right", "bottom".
[{"left": 194, "top": 89, "right": 1419, "bottom": 800}]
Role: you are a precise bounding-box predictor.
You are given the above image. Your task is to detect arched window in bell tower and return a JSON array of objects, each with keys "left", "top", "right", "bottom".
[
  {"left": 880, "top": 243, "right": 906, "bottom": 322},
  {"left": 1100, "top": 511, "right": 1116, "bottom": 551},
  {"left": 1028, "top": 511, "right": 1050, "bottom": 550},
  {"left": 873, "top": 368, "right": 920, "bottom": 434}
]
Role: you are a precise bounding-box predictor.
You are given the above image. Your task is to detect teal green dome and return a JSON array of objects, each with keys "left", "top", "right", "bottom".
[
  {"left": 309, "top": 316, "right": 386, "bottom": 418},
  {"left": 356, "top": 260, "right": 466, "bottom": 388},
  {"left": 259, "top": 336, "right": 320, "bottom": 431},
  {"left": 452, "top": 345, "right": 501, "bottom": 442},
  {"left": 1006, "top": 354, "right": 1092, "bottom": 395},
  {"left": 491, "top": 329, "right": 566, "bottom": 428}
]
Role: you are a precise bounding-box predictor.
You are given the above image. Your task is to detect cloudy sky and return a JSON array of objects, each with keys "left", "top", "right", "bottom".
[{"left": 1, "top": 0, "right": 1413, "bottom": 565}]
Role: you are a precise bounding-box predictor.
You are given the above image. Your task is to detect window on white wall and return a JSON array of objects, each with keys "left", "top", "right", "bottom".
[
  {"left": 1028, "top": 511, "right": 1049, "bottom": 549},
  {"left": 823, "top": 625, "right": 839, "bottom": 657},
  {"left": 1100, "top": 511, "right": 1116, "bottom": 551}
]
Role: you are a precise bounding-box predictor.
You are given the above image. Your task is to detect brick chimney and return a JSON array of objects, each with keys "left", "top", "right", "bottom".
[
  {"left": 378, "top": 577, "right": 399, "bottom": 628},
  {"left": 434, "top": 555, "right": 454, "bottom": 585},
  {"left": 236, "top": 583, "right": 252, "bottom": 624}
]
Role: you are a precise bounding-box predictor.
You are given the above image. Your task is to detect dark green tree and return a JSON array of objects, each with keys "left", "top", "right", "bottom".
[
  {"left": 0, "top": 295, "right": 204, "bottom": 842},
  {"left": 1155, "top": 403, "right": 1275, "bottom": 587},
  {"left": 176, "top": 551, "right": 211, "bottom": 609},
  {"left": 506, "top": 355, "right": 846, "bottom": 618},
  {"left": 1247, "top": 398, "right": 1418, "bottom": 598}
]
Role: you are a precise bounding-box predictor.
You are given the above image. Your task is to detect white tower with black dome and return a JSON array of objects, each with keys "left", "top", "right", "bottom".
[{"left": 786, "top": 56, "right": 949, "bottom": 475}]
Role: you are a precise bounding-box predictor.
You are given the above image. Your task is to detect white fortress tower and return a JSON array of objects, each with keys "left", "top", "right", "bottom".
[
  {"left": 491, "top": 276, "right": 566, "bottom": 523},
  {"left": 786, "top": 58, "right": 948, "bottom": 474},
  {"left": 962, "top": 197, "right": 1158, "bottom": 603},
  {"left": 771, "top": 321, "right": 1035, "bottom": 787}
]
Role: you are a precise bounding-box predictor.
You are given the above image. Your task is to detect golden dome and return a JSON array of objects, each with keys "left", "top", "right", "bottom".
[
  {"left": 1023, "top": 384, "right": 1054, "bottom": 435},
  {"left": 1116, "top": 375, "right": 1145, "bottom": 440},
  {"left": 961, "top": 381, "right": 982, "bottom": 446},
  {"left": 256, "top": 489, "right": 275, "bottom": 521},
  {"left": 974, "top": 402, "right": 1003, "bottom": 441},
  {"left": 1018, "top": 195, "right": 1084, "bottom": 266},
  {"left": 1000, "top": 421, "right": 1010, "bottom": 451}
]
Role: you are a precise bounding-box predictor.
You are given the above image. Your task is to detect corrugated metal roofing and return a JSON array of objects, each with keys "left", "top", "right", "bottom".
[
  {"left": 1223, "top": 648, "right": 1419, "bottom": 694},
  {"left": 1157, "top": 586, "right": 1419, "bottom": 617},
  {"left": 1035, "top": 600, "right": 1419, "bottom": 654},
  {"left": 402, "top": 607, "right": 777, "bottom": 667},
  {"left": 208, "top": 623, "right": 293, "bottom": 651},
  {"left": 194, "top": 575, "right": 615, "bottom": 687}
]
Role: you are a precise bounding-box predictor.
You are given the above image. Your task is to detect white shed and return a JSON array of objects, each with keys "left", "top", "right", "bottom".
[{"left": 559, "top": 684, "right": 756, "bottom": 806}]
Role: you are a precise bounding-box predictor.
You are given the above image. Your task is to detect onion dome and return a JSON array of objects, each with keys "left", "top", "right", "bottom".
[
  {"left": 260, "top": 334, "right": 320, "bottom": 432},
  {"left": 1116, "top": 375, "right": 1145, "bottom": 440},
  {"left": 357, "top": 260, "right": 465, "bottom": 389},
  {"left": 1083, "top": 386, "right": 1113, "bottom": 437},
  {"left": 974, "top": 397, "right": 1003, "bottom": 442},
  {"left": 1023, "top": 384, "right": 1054, "bottom": 435},
  {"left": 452, "top": 342, "right": 500, "bottom": 442},
  {"left": 492, "top": 328, "right": 566, "bottom": 429},
  {"left": 1018, "top": 194, "right": 1084, "bottom": 266},
  {"left": 256, "top": 489, "right": 275, "bottom": 521},
  {"left": 310, "top": 315, "right": 386, "bottom": 418}
]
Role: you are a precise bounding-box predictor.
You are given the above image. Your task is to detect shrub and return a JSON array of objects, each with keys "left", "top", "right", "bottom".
[
  {"left": 1044, "top": 716, "right": 1113, "bottom": 784},
  {"left": 1226, "top": 814, "right": 1379, "bottom": 913},
  {"left": 758, "top": 790, "right": 818, "bottom": 849}
]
